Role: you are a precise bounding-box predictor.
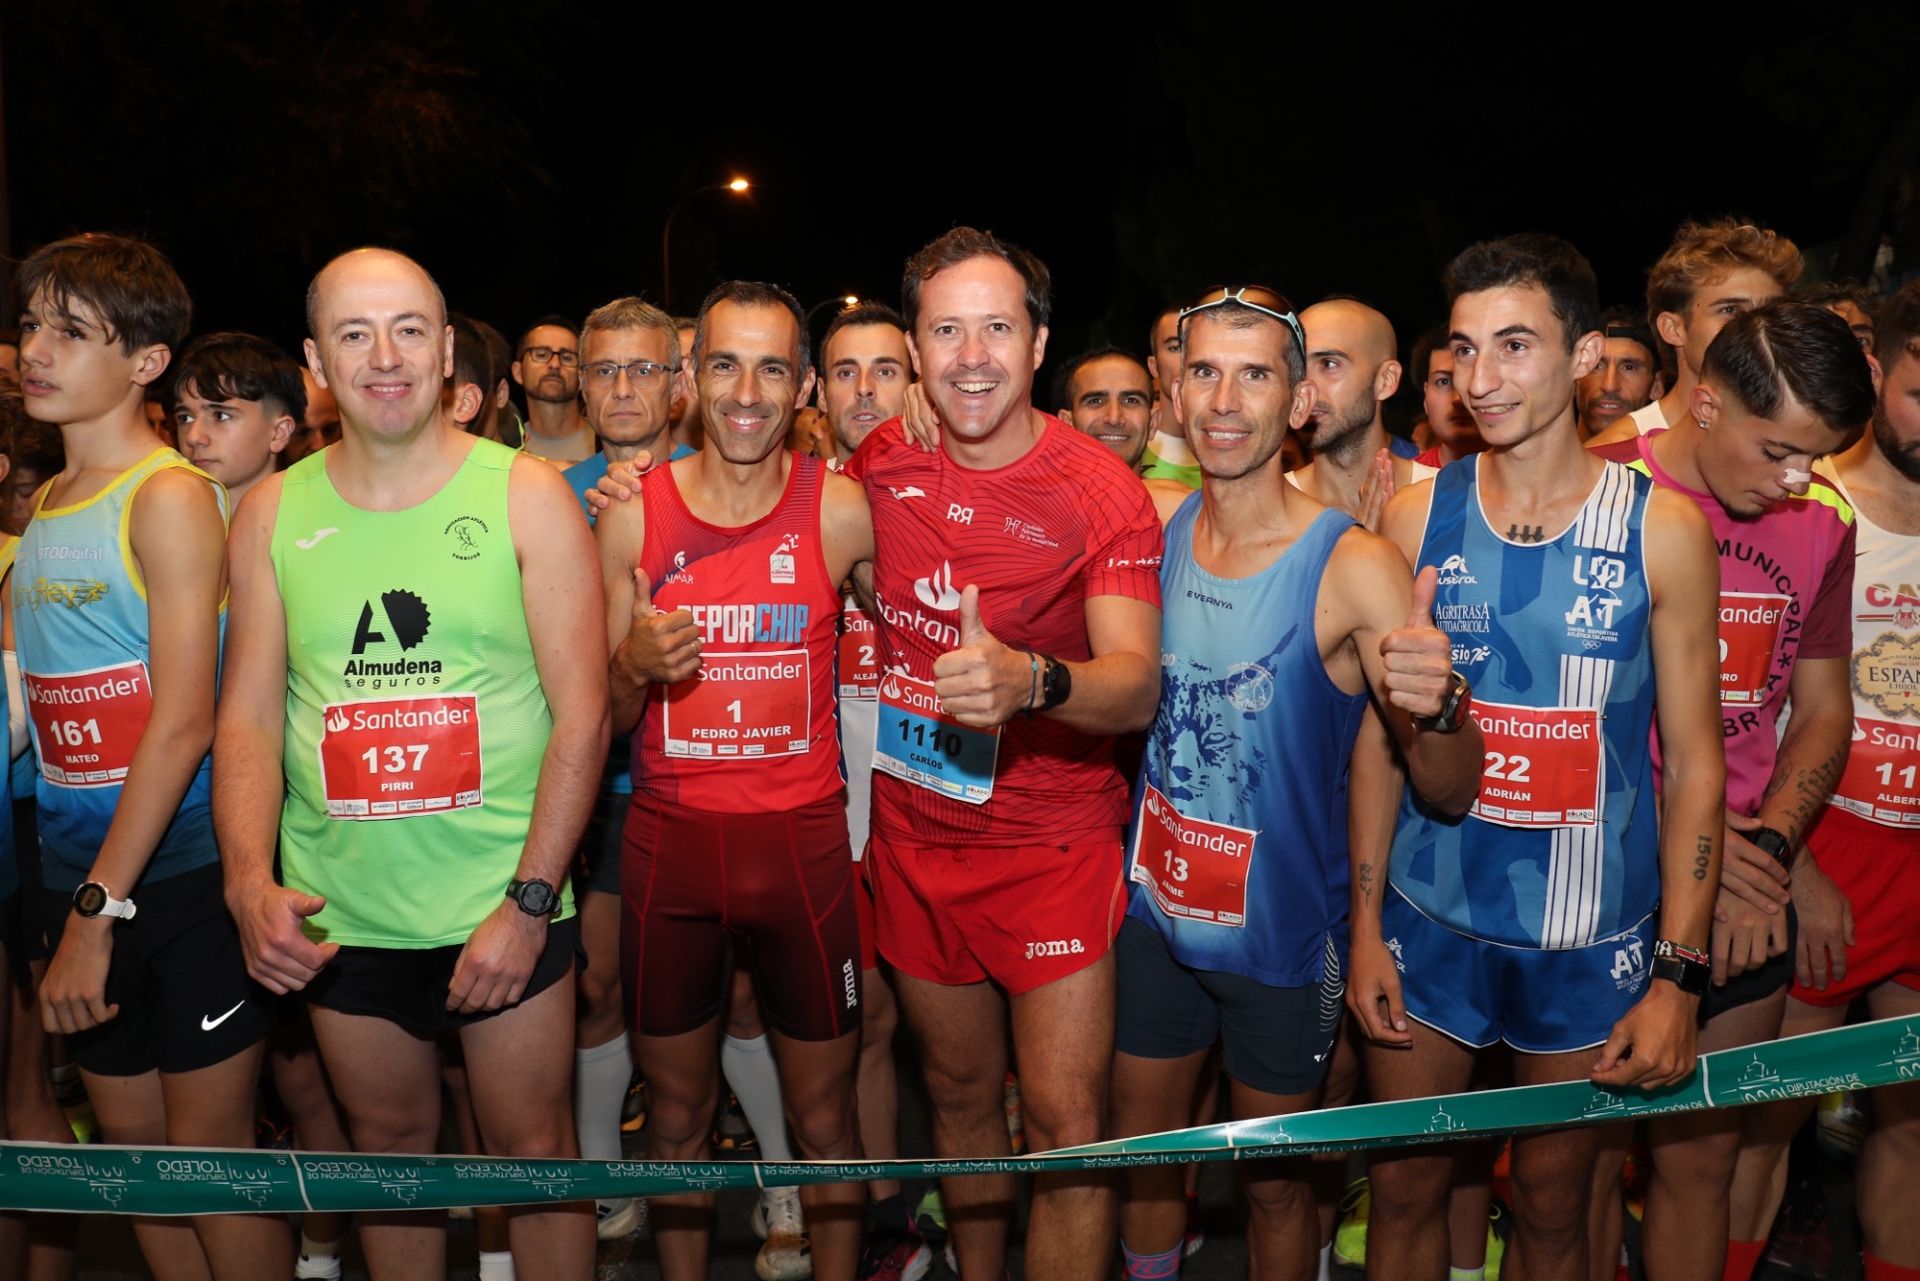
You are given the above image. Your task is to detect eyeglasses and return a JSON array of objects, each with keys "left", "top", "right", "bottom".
[
  {"left": 521, "top": 346, "right": 579, "bottom": 368},
  {"left": 1178, "top": 286, "right": 1307, "bottom": 362},
  {"left": 582, "top": 359, "right": 677, "bottom": 385}
]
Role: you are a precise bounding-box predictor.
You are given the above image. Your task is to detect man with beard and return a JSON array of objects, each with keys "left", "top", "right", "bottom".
[
  {"left": 1575, "top": 305, "right": 1665, "bottom": 440},
  {"left": 1726, "top": 282, "right": 1920, "bottom": 1281},
  {"left": 1290, "top": 299, "right": 1431, "bottom": 531},
  {"left": 513, "top": 315, "right": 594, "bottom": 464}
]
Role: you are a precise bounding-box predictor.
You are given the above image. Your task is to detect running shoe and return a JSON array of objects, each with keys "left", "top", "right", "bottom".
[
  {"left": 754, "top": 1186, "right": 812, "bottom": 1280},
  {"left": 912, "top": 1187, "right": 948, "bottom": 1248},
  {"left": 1484, "top": 1197, "right": 1510, "bottom": 1281},
  {"left": 858, "top": 1227, "right": 932, "bottom": 1281},
  {"left": 620, "top": 1072, "right": 649, "bottom": 1135},
  {"left": 1182, "top": 1189, "right": 1205, "bottom": 1259},
  {"left": 294, "top": 1249, "right": 344, "bottom": 1281},
  {"left": 715, "top": 1091, "right": 759, "bottom": 1155},
  {"left": 1331, "top": 1176, "right": 1369, "bottom": 1268},
  {"left": 1764, "top": 1171, "right": 1834, "bottom": 1280},
  {"left": 596, "top": 1196, "right": 645, "bottom": 1241}
]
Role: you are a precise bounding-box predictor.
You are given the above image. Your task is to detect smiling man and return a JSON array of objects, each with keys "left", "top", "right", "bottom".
[
  {"left": 596, "top": 281, "right": 875, "bottom": 1281},
  {"left": 844, "top": 226, "right": 1165, "bottom": 1281},
  {"left": 1057, "top": 346, "right": 1190, "bottom": 524},
  {"left": 215, "top": 247, "right": 606, "bottom": 1280},
  {"left": 1352, "top": 234, "right": 1726, "bottom": 1281}
]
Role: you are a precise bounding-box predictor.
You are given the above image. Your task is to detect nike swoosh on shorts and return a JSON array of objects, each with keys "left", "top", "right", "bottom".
[{"left": 201, "top": 1000, "right": 245, "bottom": 1032}]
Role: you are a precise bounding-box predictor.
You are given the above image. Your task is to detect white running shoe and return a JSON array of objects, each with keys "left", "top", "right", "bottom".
[
  {"left": 754, "top": 1186, "right": 812, "bottom": 1280},
  {"left": 596, "top": 1196, "right": 646, "bottom": 1241},
  {"left": 294, "top": 1250, "right": 343, "bottom": 1281}
]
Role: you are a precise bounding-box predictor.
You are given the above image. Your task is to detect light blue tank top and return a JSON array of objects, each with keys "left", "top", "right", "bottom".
[
  {"left": 1390, "top": 457, "right": 1658, "bottom": 949},
  {"left": 1126, "top": 497, "right": 1367, "bottom": 985},
  {"left": 12, "top": 451, "right": 224, "bottom": 892}
]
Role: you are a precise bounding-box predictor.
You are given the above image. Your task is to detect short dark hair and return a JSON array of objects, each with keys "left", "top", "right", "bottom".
[
  {"left": 1410, "top": 323, "right": 1449, "bottom": 387},
  {"left": 1444, "top": 233, "right": 1599, "bottom": 352},
  {"left": 449, "top": 314, "right": 494, "bottom": 392},
  {"left": 1701, "top": 300, "right": 1875, "bottom": 434},
  {"left": 901, "top": 227, "right": 1051, "bottom": 334},
  {"left": 172, "top": 332, "right": 307, "bottom": 423},
  {"left": 1797, "top": 279, "right": 1877, "bottom": 316},
  {"left": 822, "top": 302, "right": 908, "bottom": 361},
  {"left": 1596, "top": 304, "right": 1658, "bottom": 358},
  {"left": 18, "top": 232, "right": 191, "bottom": 355},
  {"left": 1051, "top": 346, "right": 1149, "bottom": 415},
  {"left": 692, "top": 281, "right": 811, "bottom": 371},
  {"left": 517, "top": 314, "right": 580, "bottom": 353},
  {"left": 474, "top": 319, "right": 511, "bottom": 392},
  {"left": 1874, "top": 278, "right": 1920, "bottom": 369}
]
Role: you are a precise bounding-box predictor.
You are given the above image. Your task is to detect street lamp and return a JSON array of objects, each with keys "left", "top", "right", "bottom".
[
  {"left": 805, "top": 294, "right": 862, "bottom": 325},
  {"left": 661, "top": 177, "right": 751, "bottom": 311}
]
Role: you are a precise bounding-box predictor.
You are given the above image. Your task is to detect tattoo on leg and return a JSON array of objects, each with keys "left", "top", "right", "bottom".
[
  {"left": 1507, "top": 524, "right": 1545, "bottom": 543},
  {"left": 1694, "top": 834, "right": 1712, "bottom": 881}
]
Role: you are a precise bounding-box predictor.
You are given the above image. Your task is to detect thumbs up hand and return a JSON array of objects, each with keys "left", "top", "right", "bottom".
[
  {"left": 620, "top": 566, "right": 702, "bottom": 684},
  {"left": 1380, "top": 565, "right": 1456, "bottom": 718},
  {"left": 932, "top": 585, "right": 1030, "bottom": 727}
]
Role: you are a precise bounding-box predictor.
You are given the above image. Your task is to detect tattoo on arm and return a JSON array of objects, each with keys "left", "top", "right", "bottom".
[
  {"left": 1761, "top": 739, "right": 1848, "bottom": 840},
  {"left": 1693, "top": 835, "right": 1712, "bottom": 882},
  {"left": 1358, "top": 860, "right": 1375, "bottom": 906}
]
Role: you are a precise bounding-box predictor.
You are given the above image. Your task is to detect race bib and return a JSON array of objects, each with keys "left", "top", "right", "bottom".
[
  {"left": 319, "top": 694, "right": 483, "bottom": 819},
  {"left": 1470, "top": 701, "right": 1601, "bottom": 828},
  {"left": 1830, "top": 716, "right": 1920, "bottom": 828},
  {"left": 661, "top": 650, "right": 811, "bottom": 758},
  {"left": 24, "top": 661, "right": 152, "bottom": 787},
  {"left": 873, "top": 671, "right": 999, "bottom": 805},
  {"left": 1718, "top": 592, "right": 1791, "bottom": 705},
  {"left": 1128, "top": 781, "right": 1256, "bottom": 927},
  {"left": 837, "top": 609, "right": 880, "bottom": 700}
]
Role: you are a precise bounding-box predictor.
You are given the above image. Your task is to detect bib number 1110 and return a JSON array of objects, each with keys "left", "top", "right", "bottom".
[{"left": 897, "top": 719, "right": 964, "bottom": 758}]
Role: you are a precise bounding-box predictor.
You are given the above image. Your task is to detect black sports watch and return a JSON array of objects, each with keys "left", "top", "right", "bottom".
[
  {"left": 1038, "top": 654, "right": 1072, "bottom": 713},
  {"left": 71, "top": 881, "right": 137, "bottom": 921},
  {"left": 505, "top": 878, "right": 560, "bottom": 917},
  {"left": 1747, "top": 826, "right": 1794, "bottom": 873},
  {"left": 1414, "top": 670, "right": 1473, "bottom": 734},
  {"left": 1651, "top": 939, "right": 1710, "bottom": 996}
]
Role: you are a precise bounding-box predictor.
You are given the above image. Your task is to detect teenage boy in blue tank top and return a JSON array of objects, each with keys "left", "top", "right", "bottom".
[
  {"left": 1354, "top": 235, "right": 1727, "bottom": 1281},
  {"left": 1109, "top": 286, "right": 1487, "bottom": 1281},
  {"left": 12, "top": 233, "right": 291, "bottom": 1278}
]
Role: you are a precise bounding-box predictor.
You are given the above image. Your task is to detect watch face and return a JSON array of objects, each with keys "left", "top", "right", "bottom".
[
  {"left": 74, "top": 884, "right": 106, "bottom": 916},
  {"left": 518, "top": 881, "right": 557, "bottom": 915}
]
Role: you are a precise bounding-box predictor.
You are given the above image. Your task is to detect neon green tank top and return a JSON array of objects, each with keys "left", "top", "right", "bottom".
[{"left": 270, "top": 438, "right": 571, "bottom": 947}]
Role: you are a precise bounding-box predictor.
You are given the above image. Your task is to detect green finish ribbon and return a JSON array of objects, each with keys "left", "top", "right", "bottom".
[{"left": 5, "top": 1015, "right": 1915, "bottom": 1215}]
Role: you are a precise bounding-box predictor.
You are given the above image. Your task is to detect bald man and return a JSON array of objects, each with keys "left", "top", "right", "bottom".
[
  {"left": 1289, "top": 298, "right": 1431, "bottom": 530},
  {"left": 215, "top": 248, "right": 606, "bottom": 1278}
]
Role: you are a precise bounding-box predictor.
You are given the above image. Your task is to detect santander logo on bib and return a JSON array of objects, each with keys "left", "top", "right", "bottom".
[
  {"left": 914, "top": 562, "right": 962, "bottom": 611},
  {"left": 325, "top": 708, "right": 350, "bottom": 734}
]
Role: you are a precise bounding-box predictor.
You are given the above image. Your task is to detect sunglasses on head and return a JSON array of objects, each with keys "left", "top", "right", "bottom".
[{"left": 1178, "top": 286, "right": 1307, "bottom": 362}]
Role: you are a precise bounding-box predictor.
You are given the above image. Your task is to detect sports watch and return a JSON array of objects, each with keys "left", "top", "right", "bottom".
[
  {"left": 1414, "top": 670, "right": 1473, "bottom": 734},
  {"left": 1651, "top": 939, "right": 1710, "bottom": 996},
  {"left": 1747, "top": 826, "right": 1794, "bottom": 873},
  {"left": 505, "top": 878, "right": 560, "bottom": 917},
  {"left": 1038, "top": 654, "right": 1072, "bottom": 713},
  {"left": 71, "top": 881, "right": 137, "bottom": 921}
]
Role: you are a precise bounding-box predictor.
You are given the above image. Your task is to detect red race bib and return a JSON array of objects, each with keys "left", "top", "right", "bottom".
[
  {"left": 1830, "top": 716, "right": 1920, "bottom": 829},
  {"left": 319, "top": 694, "right": 483, "bottom": 820},
  {"left": 662, "top": 650, "right": 811, "bottom": 759},
  {"left": 1718, "top": 592, "right": 1790, "bottom": 706},
  {"left": 24, "top": 661, "right": 152, "bottom": 787},
  {"left": 1128, "top": 782, "right": 1258, "bottom": 927},
  {"left": 1470, "top": 702, "right": 1602, "bottom": 828},
  {"left": 837, "top": 609, "right": 880, "bottom": 700}
]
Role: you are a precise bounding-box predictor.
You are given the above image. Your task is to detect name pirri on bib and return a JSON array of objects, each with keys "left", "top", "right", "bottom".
[
  {"left": 271, "top": 439, "right": 566, "bottom": 949},
  {"left": 635, "top": 453, "right": 842, "bottom": 812}
]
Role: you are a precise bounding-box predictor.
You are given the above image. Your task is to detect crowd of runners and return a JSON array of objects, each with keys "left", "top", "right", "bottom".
[{"left": 0, "top": 215, "right": 1913, "bottom": 1281}]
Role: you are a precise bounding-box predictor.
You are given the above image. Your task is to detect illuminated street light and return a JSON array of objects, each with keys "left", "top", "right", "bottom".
[{"left": 661, "top": 178, "right": 753, "bottom": 310}]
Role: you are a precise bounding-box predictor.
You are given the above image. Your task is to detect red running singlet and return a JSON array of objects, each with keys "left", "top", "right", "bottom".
[{"left": 634, "top": 453, "right": 843, "bottom": 811}]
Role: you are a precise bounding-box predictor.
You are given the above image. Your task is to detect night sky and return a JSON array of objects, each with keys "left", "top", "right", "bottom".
[{"left": 7, "top": 4, "right": 1919, "bottom": 390}]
